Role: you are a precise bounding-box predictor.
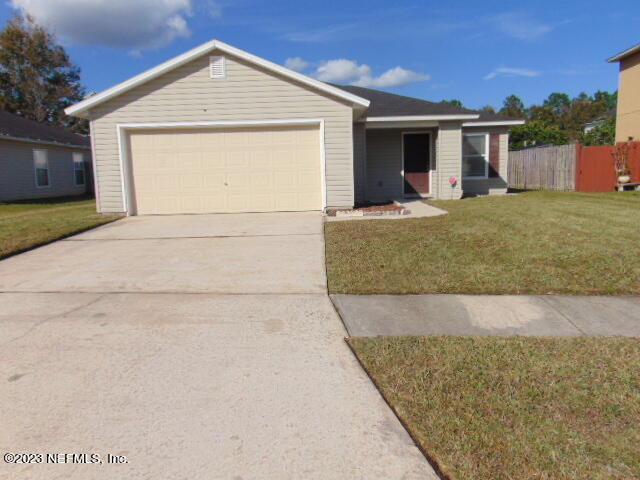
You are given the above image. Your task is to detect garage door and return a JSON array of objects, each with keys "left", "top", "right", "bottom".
[{"left": 128, "top": 125, "right": 322, "bottom": 214}]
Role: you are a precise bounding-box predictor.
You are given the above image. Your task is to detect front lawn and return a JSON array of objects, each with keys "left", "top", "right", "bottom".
[
  {"left": 0, "top": 196, "right": 122, "bottom": 259},
  {"left": 325, "top": 191, "right": 640, "bottom": 294},
  {"left": 349, "top": 336, "right": 640, "bottom": 480}
]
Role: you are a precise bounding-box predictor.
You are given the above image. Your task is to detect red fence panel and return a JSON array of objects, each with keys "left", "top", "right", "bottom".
[{"left": 576, "top": 142, "right": 640, "bottom": 192}]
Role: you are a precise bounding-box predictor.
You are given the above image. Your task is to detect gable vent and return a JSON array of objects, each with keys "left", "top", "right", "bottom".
[{"left": 210, "top": 55, "right": 225, "bottom": 78}]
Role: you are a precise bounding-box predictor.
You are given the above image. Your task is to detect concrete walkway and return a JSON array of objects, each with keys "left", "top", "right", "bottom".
[
  {"left": 0, "top": 213, "right": 438, "bottom": 480},
  {"left": 326, "top": 199, "right": 447, "bottom": 222},
  {"left": 332, "top": 294, "right": 640, "bottom": 337}
]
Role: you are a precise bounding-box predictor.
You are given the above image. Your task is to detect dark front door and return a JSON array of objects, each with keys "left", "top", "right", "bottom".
[{"left": 403, "top": 133, "right": 430, "bottom": 196}]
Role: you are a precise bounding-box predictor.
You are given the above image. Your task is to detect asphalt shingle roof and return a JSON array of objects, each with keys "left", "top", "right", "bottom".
[
  {"left": 0, "top": 110, "right": 89, "bottom": 147},
  {"left": 329, "top": 83, "right": 521, "bottom": 122}
]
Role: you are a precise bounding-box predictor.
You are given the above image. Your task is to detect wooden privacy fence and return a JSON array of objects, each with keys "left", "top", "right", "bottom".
[
  {"left": 509, "top": 142, "right": 640, "bottom": 192},
  {"left": 508, "top": 144, "right": 577, "bottom": 191}
]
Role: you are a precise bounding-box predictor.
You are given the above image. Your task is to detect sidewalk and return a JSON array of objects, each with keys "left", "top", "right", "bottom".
[{"left": 331, "top": 294, "right": 640, "bottom": 337}]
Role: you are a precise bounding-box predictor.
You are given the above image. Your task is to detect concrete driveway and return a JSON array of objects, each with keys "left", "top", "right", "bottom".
[{"left": 0, "top": 212, "right": 436, "bottom": 479}]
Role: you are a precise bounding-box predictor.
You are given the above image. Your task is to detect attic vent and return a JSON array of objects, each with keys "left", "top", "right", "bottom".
[{"left": 210, "top": 55, "right": 225, "bottom": 78}]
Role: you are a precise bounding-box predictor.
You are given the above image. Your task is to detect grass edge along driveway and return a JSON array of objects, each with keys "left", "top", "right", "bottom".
[
  {"left": 349, "top": 335, "right": 640, "bottom": 480},
  {"left": 0, "top": 196, "right": 122, "bottom": 260},
  {"left": 325, "top": 191, "right": 640, "bottom": 295}
]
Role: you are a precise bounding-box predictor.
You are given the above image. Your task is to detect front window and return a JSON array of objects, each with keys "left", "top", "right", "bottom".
[
  {"left": 33, "top": 149, "right": 49, "bottom": 187},
  {"left": 73, "top": 152, "right": 85, "bottom": 186},
  {"left": 462, "top": 133, "right": 488, "bottom": 179}
]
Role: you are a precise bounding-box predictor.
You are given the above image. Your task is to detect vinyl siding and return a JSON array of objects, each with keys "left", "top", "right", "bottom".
[
  {"left": 365, "top": 129, "right": 404, "bottom": 201},
  {"left": 0, "top": 139, "right": 90, "bottom": 202},
  {"left": 353, "top": 122, "right": 366, "bottom": 203},
  {"left": 357, "top": 124, "right": 507, "bottom": 201},
  {"left": 434, "top": 122, "right": 463, "bottom": 200},
  {"left": 461, "top": 126, "right": 509, "bottom": 196},
  {"left": 364, "top": 128, "right": 436, "bottom": 201},
  {"left": 88, "top": 52, "right": 355, "bottom": 212}
]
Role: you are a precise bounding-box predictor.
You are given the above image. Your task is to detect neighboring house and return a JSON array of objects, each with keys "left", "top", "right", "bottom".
[
  {"left": 584, "top": 107, "right": 616, "bottom": 133},
  {"left": 0, "top": 110, "right": 92, "bottom": 202},
  {"left": 65, "top": 40, "right": 523, "bottom": 215},
  {"left": 609, "top": 43, "right": 640, "bottom": 142}
]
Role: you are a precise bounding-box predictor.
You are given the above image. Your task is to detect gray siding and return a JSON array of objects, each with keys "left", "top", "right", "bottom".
[
  {"left": 0, "top": 139, "right": 90, "bottom": 201},
  {"left": 365, "top": 129, "right": 403, "bottom": 201},
  {"left": 353, "top": 123, "right": 366, "bottom": 203},
  {"left": 89, "top": 52, "right": 355, "bottom": 212},
  {"left": 364, "top": 128, "right": 437, "bottom": 201},
  {"left": 461, "top": 126, "right": 509, "bottom": 196}
]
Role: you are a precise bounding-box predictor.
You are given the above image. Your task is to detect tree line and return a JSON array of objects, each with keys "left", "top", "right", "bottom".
[{"left": 442, "top": 90, "right": 617, "bottom": 150}]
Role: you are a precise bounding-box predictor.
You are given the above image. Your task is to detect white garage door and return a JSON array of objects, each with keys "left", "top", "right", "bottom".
[{"left": 128, "top": 125, "right": 322, "bottom": 214}]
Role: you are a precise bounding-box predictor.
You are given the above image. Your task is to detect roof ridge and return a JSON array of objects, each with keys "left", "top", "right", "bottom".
[
  {"left": 326, "top": 82, "right": 480, "bottom": 115},
  {"left": 327, "top": 82, "right": 523, "bottom": 123},
  {"left": 2, "top": 110, "right": 84, "bottom": 134}
]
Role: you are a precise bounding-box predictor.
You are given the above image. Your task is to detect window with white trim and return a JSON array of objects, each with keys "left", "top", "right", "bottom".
[
  {"left": 462, "top": 133, "right": 488, "bottom": 178},
  {"left": 210, "top": 55, "right": 225, "bottom": 78},
  {"left": 33, "top": 149, "right": 50, "bottom": 187},
  {"left": 73, "top": 152, "right": 85, "bottom": 186}
]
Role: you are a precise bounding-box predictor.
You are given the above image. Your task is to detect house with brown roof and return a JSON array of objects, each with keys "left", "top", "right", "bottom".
[
  {"left": 65, "top": 40, "right": 523, "bottom": 215},
  {"left": 608, "top": 43, "right": 640, "bottom": 142},
  {"left": 0, "top": 110, "right": 92, "bottom": 202}
]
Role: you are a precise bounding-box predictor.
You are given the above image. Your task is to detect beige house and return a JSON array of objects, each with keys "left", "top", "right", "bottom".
[
  {"left": 66, "top": 40, "right": 523, "bottom": 215},
  {"left": 0, "top": 110, "right": 91, "bottom": 202},
  {"left": 609, "top": 43, "right": 640, "bottom": 142}
]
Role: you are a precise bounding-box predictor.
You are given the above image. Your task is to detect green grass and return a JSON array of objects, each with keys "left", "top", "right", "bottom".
[
  {"left": 325, "top": 191, "right": 640, "bottom": 294},
  {"left": 349, "top": 336, "right": 640, "bottom": 480},
  {"left": 0, "top": 196, "right": 122, "bottom": 259}
]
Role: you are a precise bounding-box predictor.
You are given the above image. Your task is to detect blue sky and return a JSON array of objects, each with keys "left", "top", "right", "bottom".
[{"left": 2, "top": 0, "right": 639, "bottom": 109}]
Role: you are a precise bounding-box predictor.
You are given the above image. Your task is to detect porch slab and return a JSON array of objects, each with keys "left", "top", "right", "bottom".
[{"left": 325, "top": 200, "right": 447, "bottom": 222}]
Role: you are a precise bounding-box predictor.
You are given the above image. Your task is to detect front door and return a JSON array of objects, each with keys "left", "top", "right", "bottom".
[{"left": 403, "top": 133, "right": 431, "bottom": 196}]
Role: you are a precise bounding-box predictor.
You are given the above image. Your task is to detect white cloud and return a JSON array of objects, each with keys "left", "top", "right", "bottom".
[
  {"left": 284, "top": 57, "right": 310, "bottom": 72},
  {"left": 11, "top": 0, "right": 193, "bottom": 51},
  {"left": 483, "top": 67, "right": 541, "bottom": 80},
  {"left": 488, "top": 12, "right": 552, "bottom": 40},
  {"left": 311, "top": 59, "right": 429, "bottom": 88},
  {"left": 314, "top": 59, "right": 371, "bottom": 83},
  {"left": 357, "top": 66, "right": 430, "bottom": 88}
]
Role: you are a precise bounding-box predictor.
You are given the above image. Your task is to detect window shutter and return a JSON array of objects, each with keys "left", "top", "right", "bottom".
[
  {"left": 489, "top": 133, "right": 500, "bottom": 177},
  {"left": 210, "top": 56, "right": 225, "bottom": 78}
]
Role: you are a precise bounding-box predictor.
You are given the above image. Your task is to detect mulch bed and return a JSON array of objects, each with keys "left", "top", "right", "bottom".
[
  {"left": 358, "top": 204, "right": 403, "bottom": 212},
  {"left": 327, "top": 202, "right": 404, "bottom": 216}
]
